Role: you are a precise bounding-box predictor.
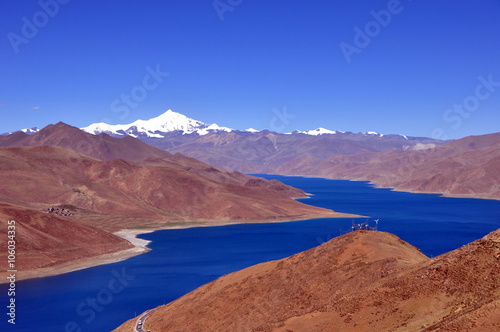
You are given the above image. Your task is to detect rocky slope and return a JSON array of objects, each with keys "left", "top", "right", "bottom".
[{"left": 115, "top": 229, "right": 500, "bottom": 332}]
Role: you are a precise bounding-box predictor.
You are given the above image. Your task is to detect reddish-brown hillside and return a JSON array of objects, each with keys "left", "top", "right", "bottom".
[
  {"left": 0, "top": 145, "right": 348, "bottom": 229},
  {"left": 0, "top": 202, "right": 134, "bottom": 281},
  {"left": 115, "top": 229, "right": 500, "bottom": 332}
]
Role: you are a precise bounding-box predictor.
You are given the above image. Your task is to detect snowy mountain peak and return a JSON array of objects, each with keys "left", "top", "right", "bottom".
[
  {"left": 296, "top": 128, "right": 343, "bottom": 136},
  {"left": 81, "top": 109, "right": 233, "bottom": 138},
  {"left": 361, "top": 131, "right": 384, "bottom": 137},
  {"left": 143, "top": 110, "right": 205, "bottom": 129},
  {"left": 1, "top": 127, "right": 40, "bottom": 135},
  {"left": 21, "top": 127, "right": 40, "bottom": 134}
]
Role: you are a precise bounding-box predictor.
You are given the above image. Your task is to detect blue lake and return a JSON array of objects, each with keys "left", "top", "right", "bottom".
[{"left": 2, "top": 175, "right": 499, "bottom": 331}]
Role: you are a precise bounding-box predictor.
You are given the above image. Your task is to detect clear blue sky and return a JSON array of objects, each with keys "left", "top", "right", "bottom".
[{"left": 1, "top": 0, "right": 499, "bottom": 139}]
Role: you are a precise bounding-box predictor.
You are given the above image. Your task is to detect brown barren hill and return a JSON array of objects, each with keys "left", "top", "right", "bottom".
[
  {"left": 114, "top": 229, "right": 500, "bottom": 332},
  {"left": 0, "top": 202, "right": 135, "bottom": 282},
  {"left": 0, "top": 145, "right": 345, "bottom": 228}
]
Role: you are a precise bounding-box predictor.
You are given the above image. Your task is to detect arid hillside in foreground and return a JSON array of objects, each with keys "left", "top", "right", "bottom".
[{"left": 115, "top": 229, "right": 500, "bottom": 332}]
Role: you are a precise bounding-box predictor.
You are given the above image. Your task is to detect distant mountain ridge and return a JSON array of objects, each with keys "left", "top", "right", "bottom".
[
  {"left": 78, "top": 109, "right": 410, "bottom": 139},
  {"left": 75, "top": 110, "right": 418, "bottom": 139},
  {"left": 72, "top": 110, "right": 447, "bottom": 174},
  {"left": 2, "top": 127, "right": 40, "bottom": 135},
  {"left": 5, "top": 111, "right": 497, "bottom": 200},
  {"left": 270, "top": 132, "right": 500, "bottom": 200},
  {"left": 76, "top": 110, "right": 499, "bottom": 200}
]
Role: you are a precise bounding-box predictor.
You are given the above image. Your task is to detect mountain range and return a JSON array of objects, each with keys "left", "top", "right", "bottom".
[
  {"left": 274, "top": 132, "right": 500, "bottom": 200},
  {"left": 69, "top": 110, "right": 499, "bottom": 199},
  {"left": 75, "top": 110, "right": 448, "bottom": 173},
  {"left": 0, "top": 122, "right": 352, "bottom": 282},
  {"left": 79, "top": 109, "right": 403, "bottom": 139},
  {"left": 1, "top": 111, "right": 498, "bottom": 282},
  {"left": 11, "top": 109, "right": 417, "bottom": 139},
  {"left": 6, "top": 110, "right": 499, "bottom": 199}
]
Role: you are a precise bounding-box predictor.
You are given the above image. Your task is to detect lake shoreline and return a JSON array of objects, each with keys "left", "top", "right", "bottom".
[
  {"left": 3, "top": 211, "right": 363, "bottom": 284},
  {"left": 7, "top": 175, "right": 500, "bottom": 332},
  {"left": 4, "top": 174, "right": 497, "bottom": 285},
  {"left": 265, "top": 174, "right": 500, "bottom": 201}
]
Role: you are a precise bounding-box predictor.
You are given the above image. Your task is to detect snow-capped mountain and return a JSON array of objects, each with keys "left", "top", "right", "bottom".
[
  {"left": 21, "top": 127, "right": 40, "bottom": 134},
  {"left": 81, "top": 110, "right": 232, "bottom": 138},
  {"left": 80, "top": 109, "right": 407, "bottom": 139},
  {"left": 244, "top": 128, "right": 259, "bottom": 133},
  {"left": 361, "top": 131, "right": 384, "bottom": 137},
  {"left": 294, "top": 128, "right": 345, "bottom": 136},
  {"left": 1, "top": 127, "right": 40, "bottom": 135}
]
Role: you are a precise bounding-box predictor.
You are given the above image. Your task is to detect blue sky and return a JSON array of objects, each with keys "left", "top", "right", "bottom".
[{"left": 1, "top": 0, "right": 499, "bottom": 139}]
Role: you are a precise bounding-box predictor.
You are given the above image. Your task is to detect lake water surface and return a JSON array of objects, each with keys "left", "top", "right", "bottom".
[{"left": 3, "top": 175, "right": 499, "bottom": 331}]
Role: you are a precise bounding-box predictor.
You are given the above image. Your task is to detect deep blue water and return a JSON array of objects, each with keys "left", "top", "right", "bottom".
[{"left": 2, "top": 175, "right": 499, "bottom": 332}]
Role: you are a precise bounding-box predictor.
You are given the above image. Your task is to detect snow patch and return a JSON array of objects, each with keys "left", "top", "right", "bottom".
[
  {"left": 296, "top": 128, "right": 342, "bottom": 136},
  {"left": 361, "top": 131, "right": 384, "bottom": 137},
  {"left": 21, "top": 127, "right": 40, "bottom": 134}
]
